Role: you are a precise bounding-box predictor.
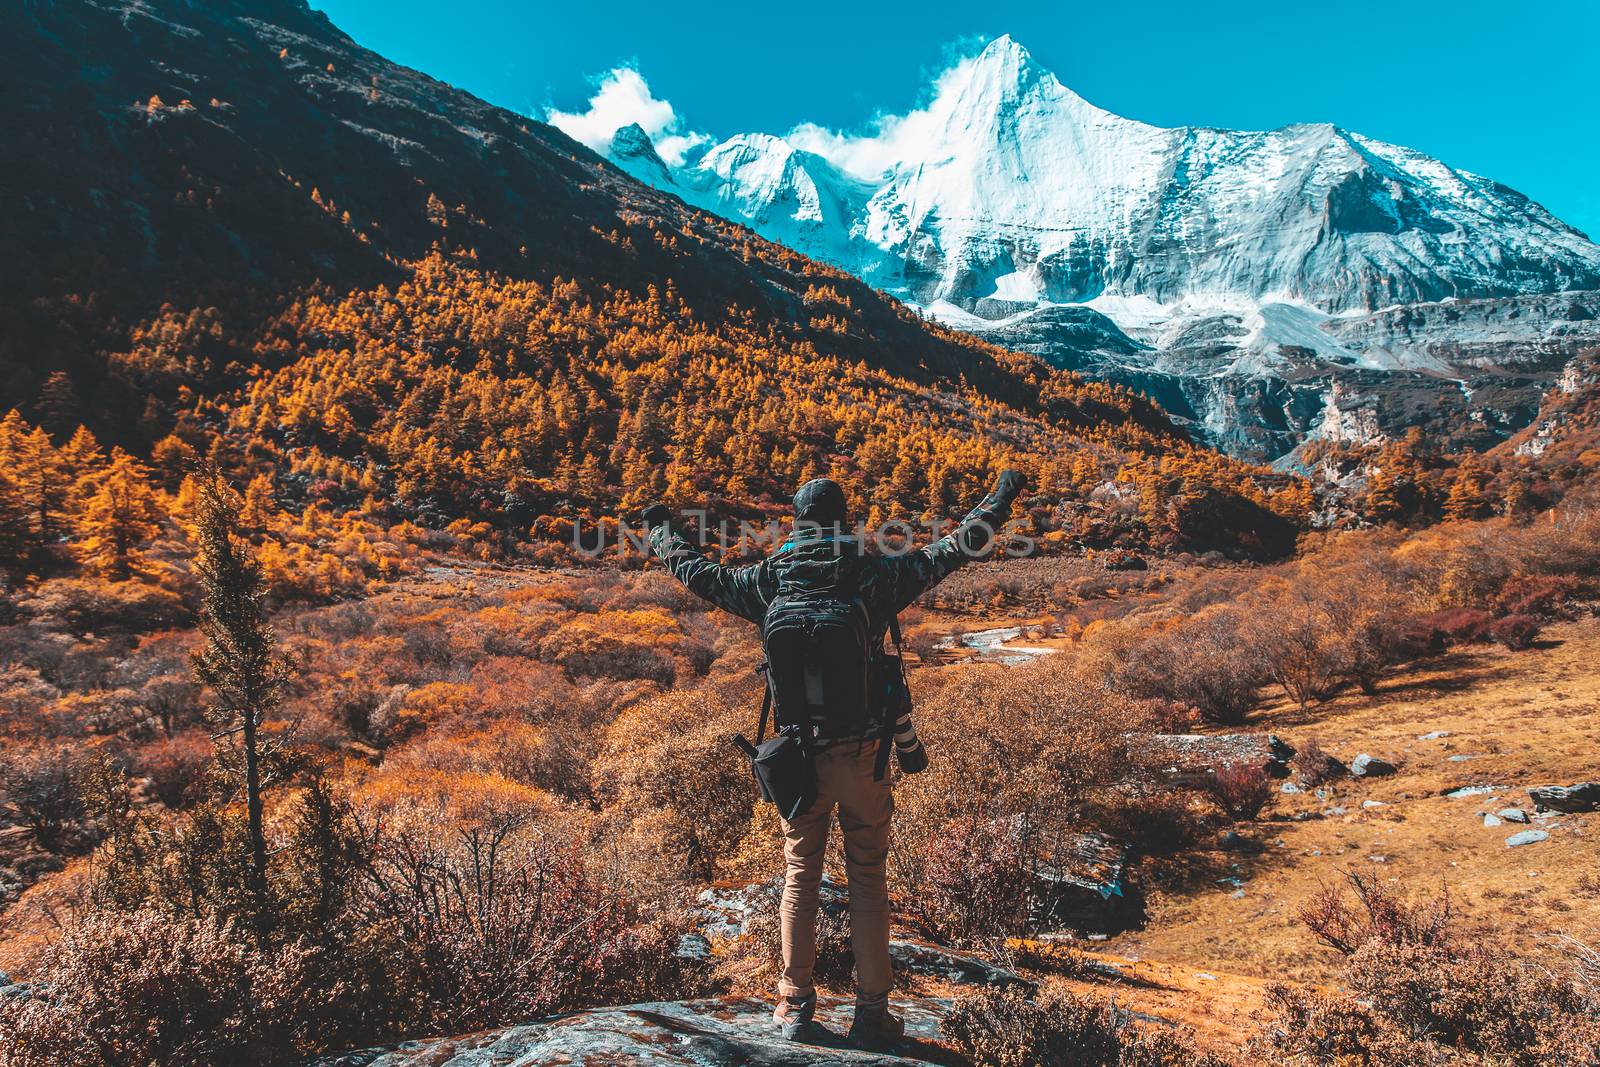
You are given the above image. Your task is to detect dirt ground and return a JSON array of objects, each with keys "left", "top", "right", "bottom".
[{"left": 1052, "top": 616, "right": 1600, "bottom": 1048}]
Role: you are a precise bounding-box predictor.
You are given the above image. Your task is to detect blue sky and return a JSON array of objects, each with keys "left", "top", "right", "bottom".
[{"left": 313, "top": 0, "right": 1598, "bottom": 238}]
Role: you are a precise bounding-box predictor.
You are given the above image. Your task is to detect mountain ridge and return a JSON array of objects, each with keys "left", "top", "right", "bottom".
[
  {"left": 628, "top": 35, "right": 1600, "bottom": 317},
  {"left": 602, "top": 36, "right": 1600, "bottom": 458}
]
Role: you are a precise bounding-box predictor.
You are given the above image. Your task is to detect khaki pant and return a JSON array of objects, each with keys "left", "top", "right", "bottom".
[{"left": 774, "top": 741, "right": 894, "bottom": 1020}]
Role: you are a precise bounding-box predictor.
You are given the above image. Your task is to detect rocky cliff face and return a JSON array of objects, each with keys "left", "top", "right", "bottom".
[{"left": 608, "top": 36, "right": 1600, "bottom": 458}]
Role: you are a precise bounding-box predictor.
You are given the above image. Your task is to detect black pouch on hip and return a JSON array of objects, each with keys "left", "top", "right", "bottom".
[{"left": 734, "top": 682, "right": 816, "bottom": 821}]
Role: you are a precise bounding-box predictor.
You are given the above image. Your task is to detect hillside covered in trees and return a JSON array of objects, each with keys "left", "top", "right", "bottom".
[{"left": 0, "top": 0, "right": 1322, "bottom": 564}]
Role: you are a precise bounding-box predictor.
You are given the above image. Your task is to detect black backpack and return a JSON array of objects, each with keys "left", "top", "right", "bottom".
[{"left": 760, "top": 551, "right": 874, "bottom": 739}]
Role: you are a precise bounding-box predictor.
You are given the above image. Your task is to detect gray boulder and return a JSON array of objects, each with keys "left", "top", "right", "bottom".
[
  {"left": 307, "top": 996, "right": 955, "bottom": 1066},
  {"left": 1528, "top": 782, "right": 1600, "bottom": 813},
  {"left": 1498, "top": 808, "right": 1530, "bottom": 823},
  {"left": 1506, "top": 829, "right": 1550, "bottom": 848},
  {"left": 889, "top": 940, "right": 1031, "bottom": 990},
  {"left": 1350, "top": 754, "right": 1397, "bottom": 778}
]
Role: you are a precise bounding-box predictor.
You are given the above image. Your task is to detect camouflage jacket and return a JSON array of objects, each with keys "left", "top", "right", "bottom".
[{"left": 646, "top": 487, "right": 1017, "bottom": 737}]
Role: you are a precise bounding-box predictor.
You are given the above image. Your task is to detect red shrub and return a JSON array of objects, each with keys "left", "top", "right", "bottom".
[
  {"left": 1204, "top": 762, "right": 1272, "bottom": 821},
  {"left": 134, "top": 734, "right": 214, "bottom": 809},
  {"left": 1487, "top": 614, "right": 1541, "bottom": 651},
  {"left": 1418, "top": 607, "right": 1495, "bottom": 646},
  {"left": 915, "top": 816, "right": 1038, "bottom": 944},
  {"left": 1494, "top": 574, "right": 1577, "bottom": 619}
]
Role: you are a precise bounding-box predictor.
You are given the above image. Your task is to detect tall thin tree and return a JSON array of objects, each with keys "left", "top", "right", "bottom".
[{"left": 191, "top": 469, "right": 288, "bottom": 930}]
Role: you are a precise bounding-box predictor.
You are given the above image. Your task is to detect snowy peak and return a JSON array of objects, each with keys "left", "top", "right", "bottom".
[
  {"left": 608, "top": 123, "right": 675, "bottom": 187},
  {"left": 940, "top": 34, "right": 1124, "bottom": 137},
  {"left": 615, "top": 35, "right": 1599, "bottom": 321},
  {"left": 944, "top": 35, "right": 1048, "bottom": 120}
]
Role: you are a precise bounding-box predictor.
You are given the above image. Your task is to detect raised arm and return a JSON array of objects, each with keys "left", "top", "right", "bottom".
[
  {"left": 642, "top": 505, "right": 771, "bottom": 625},
  {"left": 864, "top": 470, "right": 1026, "bottom": 616}
]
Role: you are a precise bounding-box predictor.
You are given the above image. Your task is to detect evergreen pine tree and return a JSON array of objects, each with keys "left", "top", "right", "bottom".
[{"left": 191, "top": 469, "right": 288, "bottom": 936}]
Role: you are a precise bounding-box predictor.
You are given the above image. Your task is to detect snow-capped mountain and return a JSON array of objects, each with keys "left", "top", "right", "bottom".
[{"left": 611, "top": 35, "right": 1600, "bottom": 459}]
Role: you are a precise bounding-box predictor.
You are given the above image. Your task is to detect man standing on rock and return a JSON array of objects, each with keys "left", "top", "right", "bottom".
[{"left": 641, "top": 470, "right": 1026, "bottom": 1049}]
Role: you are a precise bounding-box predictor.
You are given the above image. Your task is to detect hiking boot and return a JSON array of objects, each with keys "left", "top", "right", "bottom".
[
  {"left": 774, "top": 996, "right": 824, "bottom": 1043},
  {"left": 848, "top": 1005, "right": 905, "bottom": 1051},
  {"left": 779, "top": 1018, "right": 831, "bottom": 1043}
]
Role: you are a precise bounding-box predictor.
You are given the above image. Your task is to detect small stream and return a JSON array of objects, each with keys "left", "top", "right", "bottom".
[{"left": 939, "top": 625, "right": 1059, "bottom": 666}]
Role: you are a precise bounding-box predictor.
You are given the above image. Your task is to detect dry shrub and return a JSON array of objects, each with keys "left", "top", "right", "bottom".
[
  {"left": 1269, "top": 873, "right": 1600, "bottom": 1065},
  {"left": 387, "top": 717, "right": 592, "bottom": 804},
  {"left": 1297, "top": 872, "right": 1452, "bottom": 957},
  {"left": 0, "top": 909, "right": 315, "bottom": 1067},
  {"left": 0, "top": 745, "right": 87, "bottom": 852},
  {"left": 1495, "top": 574, "right": 1579, "bottom": 619},
  {"left": 1204, "top": 763, "right": 1272, "bottom": 821},
  {"left": 132, "top": 732, "right": 214, "bottom": 809},
  {"left": 1242, "top": 554, "right": 1408, "bottom": 707},
  {"left": 1419, "top": 607, "right": 1496, "bottom": 646},
  {"left": 592, "top": 672, "right": 763, "bottom": 889},
  {"left": 1088, "top": 604, "right": 1266, "bottom": 725},
  {"left": 916, "top": 815, "right": 1039, "bottom": 944},
  {"left": 352, "top": 810, "right": 699, "bottom": 1035},
  {"left": 893, "top": 656, "right": 1155, "bottom": 942},
  {"left": 1487, "top": 613, "right": 1542, "bottom": 651},
  {"left": 536, "top": 608, "right": 691, "bottom": 686},
  {"left": 1260, "top": 986, "right": 1447, "bottom": 1067},
  {"left": 946, "top": 986, "right": 1230, "bottom": 1067},
  {"left": 17, "top": 579, "right": 187, "bottom": 636},
  {"left": 1292, "top": 737, "right": 1342, "bottom": 787},
  {"left": 1086, "top": 789, "right": 1211, "bottom": 856}
]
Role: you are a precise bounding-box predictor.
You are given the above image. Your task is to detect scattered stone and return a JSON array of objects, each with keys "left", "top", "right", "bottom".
[
  {"left": 1447, "top": 755, "right": 1480, "bottom": 763},
  {"left": 1194, "top": 973, "right": 1217, "bottom": 982},
  {"left": 1219, "top": 830, "right": 1256, "bottom": 852},
  {"left": 1484, "top": 814, "right": 1503, "bottom": 827},
  {"left": 1362, "top": 800, "right": 1387, "bottom": 809},
  {"left": 1280, "top": 782, "right": 1301, "bottom": 794},
  {"left": 1444, "top": 785, "right": 1502, "bottom": 798},
  {"left": 1229, "top": 889, "right": 1246, "bottom": 899},
  {"left": 1529, "top": 782, "right": 1600, "bottom": 813},
  {"left": 675, "top": 933, "right": 711, "bottom": 961},
  {"left": 1506, "top": 830, "right": 1550, "bottom": 848},
  {"left": 1417, "top": 730, "right": 1452, "bottom": 741},
  {"left": 1323, "top": 806, "right": 1348, "bottom": 817},
  {"left": 1350, "top": 754, "right": 1397, "bottom": 778},
  {"left": 1368, "top": 855, "right": 1388, "bottom": 863},
  {"left": 1498, "top": 808, "right": 1530, "bottom": 823}
]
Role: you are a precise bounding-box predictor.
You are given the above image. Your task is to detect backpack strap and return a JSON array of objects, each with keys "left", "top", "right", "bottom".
[
  {"left": 756, "top": 665, "right": 772, "bottom": 745},
  {"left": 871, "top": 614, "right": 905, "bottom": 782}
]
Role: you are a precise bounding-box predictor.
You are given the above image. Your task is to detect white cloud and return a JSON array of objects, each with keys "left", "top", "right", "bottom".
[
  {"left": 785, "top": 48, "right": 988, "bottom": 180},
  {"left": 546, "top": 66, "right": 708, "bottom": 167}
]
